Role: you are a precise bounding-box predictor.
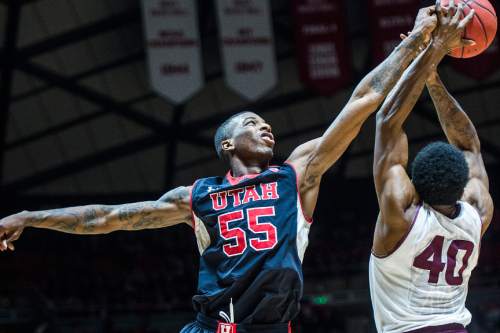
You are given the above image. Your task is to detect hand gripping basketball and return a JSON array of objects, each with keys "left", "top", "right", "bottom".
[
  {"left": 439, "top": 0, "right": 498, "bottom": 58},
  {"left": 434, "top": 0, "right": 476, "bottom": 52}
]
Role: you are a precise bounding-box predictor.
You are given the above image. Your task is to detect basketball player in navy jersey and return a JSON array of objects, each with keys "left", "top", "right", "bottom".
[
  {"left": 1, "top": 8, "right": 437, "bottom": 333},
  {"left": 369, "top": 2, "right": 493, "bottom": 332}
]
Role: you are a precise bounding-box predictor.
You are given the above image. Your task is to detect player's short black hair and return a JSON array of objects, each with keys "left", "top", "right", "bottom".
[
  {"left": 411, "top": 141, "right": 469, "bottom": 206},
  {"left": 214, "top": 111, "right": 249, "bottom": 159}
]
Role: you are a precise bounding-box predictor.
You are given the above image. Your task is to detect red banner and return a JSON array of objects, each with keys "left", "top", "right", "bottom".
[
  {"left": 293, "top": 0, "right": 351, "bottom": 95},
  {"left": 451, "top": 2, "right": 500, "bottom": 80},
  {"left": 368, "top": 0, "right": 419, "bottom": 65}
]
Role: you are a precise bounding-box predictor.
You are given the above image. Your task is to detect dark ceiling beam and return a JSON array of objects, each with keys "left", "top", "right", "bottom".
[
  {"left": 13, "top": 8, "right": 141, "bottom": 60},
  {"left": 181, "top": 77, "right": 500, "bottom": 135},
  {"left": 5, "top": 93, "right": 153, "bottom": 151},
  {"left": 3, "top": 133, "right": 213, "bottom": 192},
  {"left": 184, "top": 89, "right": 317, "bottom": 132},
  {"left": 12, "top": 51, "right": 145, "bottom": 103},
  {"left": 0, "top": 0, "right": 40, "bottom": 5},
  {"left": 11, "top": 51, "right": 296, "bottom": 146},
  {"left": 2, "top": 134, "right": 166, "bottom": 193},
  {"left": 0, "top": 2, "right": 21, "bottom": 184},
  {"left": 16, "top": 61, "right": 212, "bottom": 148},
  {"left": 165, "top": 105, "right": 185, "bottom": 188},
  {"left": 17, "top": 61, "right": 171, "bottom": 133}
]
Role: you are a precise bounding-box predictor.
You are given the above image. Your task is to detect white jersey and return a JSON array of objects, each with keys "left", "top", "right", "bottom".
[{"left": 369, "top": 201, "right": 482, "bottom": 333}]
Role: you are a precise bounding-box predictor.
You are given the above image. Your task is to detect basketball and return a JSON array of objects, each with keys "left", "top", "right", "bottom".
[{"left": 440, "top": 0, "right": 497, "bottom": 58}]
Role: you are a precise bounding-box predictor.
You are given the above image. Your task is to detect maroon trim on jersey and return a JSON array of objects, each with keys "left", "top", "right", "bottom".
[
  {"left": 189, "top": 180, "right": 199, "bottom": 230},
  {"left": 372, "top": 204, "right": 422, "bottom": 259},
  {"left": 404, "top": 323, "right": 467, "bottom": 333},
  {"left": 284, "top": 162, "right": 313, "bottom": 224}
]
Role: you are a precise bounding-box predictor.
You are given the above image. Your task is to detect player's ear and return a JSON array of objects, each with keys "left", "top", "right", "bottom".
[{"left": 221, "top": 139, "right": 235, "bottom": 154}]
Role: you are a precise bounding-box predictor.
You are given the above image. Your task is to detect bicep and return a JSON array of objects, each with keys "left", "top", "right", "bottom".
[
  {"left": 462, "top": 178, "right": 494, "bottom": 236},
  {"left": 111, "top": 186, "right": 193, "bottom": 231},
  {"left": 286, "top": 138, "right": 321, "bottom": 185},
  {"left": 460, "top": 150, "right": 493, "bottom": 234},
  {"left": 378, "top": 166, "right": 415, "bottom": 215},
  {"left": 373, "top": 116, "right": 409, "bottom": 194}
]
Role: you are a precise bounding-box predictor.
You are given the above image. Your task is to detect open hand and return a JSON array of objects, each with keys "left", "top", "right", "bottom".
[
  {"left": 412, "top": 5, "right": 438, "bottom": 43},
  {"left": 0, "top": 212, "right": 27, "bottom": 251},
  {"left": 434, "top": 0, "right": 475, "bottom": 52}
]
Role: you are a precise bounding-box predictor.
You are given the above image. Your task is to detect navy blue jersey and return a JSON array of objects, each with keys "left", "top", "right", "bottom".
[{"left": 190, "top": 163, "right": 312, "bottom": 325}]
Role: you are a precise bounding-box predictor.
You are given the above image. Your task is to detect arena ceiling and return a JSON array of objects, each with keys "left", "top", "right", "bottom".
[{"left": 1, "top": 0, "right": 500, "bottom": 208}]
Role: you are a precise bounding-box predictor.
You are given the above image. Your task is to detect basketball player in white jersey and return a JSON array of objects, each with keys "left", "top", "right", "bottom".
[{"left": 369, "top": 1, "right": 493, "bottom": 333}]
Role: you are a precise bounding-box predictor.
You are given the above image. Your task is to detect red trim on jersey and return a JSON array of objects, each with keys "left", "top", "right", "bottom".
[
  {"left": 189, "top": 180, "right": 199, "bottom": 230},
  {"left": 225, "top": 170, "right": 260, "bottom": 186},
  {"left": 224, "top": 166, "right": 280, "bottom": 186},
  {"left": 372, "top": 204, "right": 422, "bottom": 259},
  {"left": 284, "top": 162, "right": 313, "bottom": 223}
]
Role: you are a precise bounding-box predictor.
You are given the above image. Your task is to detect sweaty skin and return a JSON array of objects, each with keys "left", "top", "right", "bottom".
[
  {"left": 0, "top": 8, "right": 437, "bottom": 251},
  {"left": 372, "top": 2, "right": 483, "bottom": 256}
]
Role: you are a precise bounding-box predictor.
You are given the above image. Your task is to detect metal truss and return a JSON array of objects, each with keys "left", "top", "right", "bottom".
[
  {"left": 2, "top": 0, "right": 500, "bottom": 198},
  {"left": 0, "top": 2, "right": 21, "bottom": 183}
]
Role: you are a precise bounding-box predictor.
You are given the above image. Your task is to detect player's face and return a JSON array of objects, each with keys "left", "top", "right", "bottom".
[{"left": 229, "top": 113, "right": 274, "bottom": 161}]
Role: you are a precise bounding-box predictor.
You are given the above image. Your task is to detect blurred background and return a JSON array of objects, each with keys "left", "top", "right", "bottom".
[{"left": 0, "top": 0, "right": 499, "bottom": 332}]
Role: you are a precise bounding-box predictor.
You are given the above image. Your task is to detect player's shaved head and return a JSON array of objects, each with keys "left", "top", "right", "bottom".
[
  {"left": 411, "top": 141, "right": 469, "bottom": 206},
  {"left": 214, "top": 111, "right": 256, "bottom": 159}
]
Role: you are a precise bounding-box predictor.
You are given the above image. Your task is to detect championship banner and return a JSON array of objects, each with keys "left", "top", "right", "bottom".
[
  {"left": 142, "top": 0, "right": 204, "bottom": 104},
  {"left": 293, "top": 0, "right": 351, "bottom": 95},
  {"left": 216, "top": 0, "right": 278, "bottom": 101},
  {"left": 368, "top": 0, "right": 419, "bottom": 65}
]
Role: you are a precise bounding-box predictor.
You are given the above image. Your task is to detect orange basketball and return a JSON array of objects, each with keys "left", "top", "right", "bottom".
[{"left": 440, "top": 0, "right": 498, "bottom": 58}]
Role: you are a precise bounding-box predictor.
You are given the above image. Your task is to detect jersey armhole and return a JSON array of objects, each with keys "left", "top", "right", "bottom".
[
  {"left": 284, "top": 161, "right": 313, "bottom": 224},
  {"left": 190, "top": 180, "right": 200, "bottom": 230},
  {"left": 372, "top": 204, "right": 422, "bottom": 259}
]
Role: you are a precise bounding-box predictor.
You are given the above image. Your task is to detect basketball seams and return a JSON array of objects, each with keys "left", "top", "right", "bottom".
[
  {"left": 470, "top": 0, "right": 497, "bottom": 18},
  {"left": 464, "top": 0, "right": 490, "bottom": 50}
]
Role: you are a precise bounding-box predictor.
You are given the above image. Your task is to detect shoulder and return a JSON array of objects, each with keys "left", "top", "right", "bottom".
[{"left": 158, "top": 186, "right": 192, "bottom": 204}]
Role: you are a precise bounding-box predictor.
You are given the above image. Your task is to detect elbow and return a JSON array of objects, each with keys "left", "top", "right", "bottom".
[{"left": 352, "top": 91, "right": 383, "bottom": 109}]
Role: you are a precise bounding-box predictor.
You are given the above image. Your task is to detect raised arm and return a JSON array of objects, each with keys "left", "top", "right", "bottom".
[
  {"left": 286, "top": 7, "right": 436, "bottom": 217},
  {"left": 372, "top": 2, "right": 473, "bottom": 255},
  {"left": 0, "top": 186, "right": 192, "bottom": 251},
  {"left": 426, "top": 71, "right": 493, "bottom": 235}
]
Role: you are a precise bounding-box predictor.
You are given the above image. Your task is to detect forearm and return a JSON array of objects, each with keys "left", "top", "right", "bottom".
[
  {"left": 22, "top": 205, "right": 116, "bottom": 234},
  {"left": 23, "top": 201, "right": 178, "bottom": 234},
  {"left": 374, "top": 43, "right": 446, "bottom": 183},
  {"left": 426, "top": 73, "right": 480, "bottom": 152},
  {"left": 379, "top": 43, "right": 446, "bottom": 126},
  {"left": 306, "top": 32, "right": 428, "bottom": 175},
  {"left": 353, "top": 31, "right": 426, "bottom": 100}
]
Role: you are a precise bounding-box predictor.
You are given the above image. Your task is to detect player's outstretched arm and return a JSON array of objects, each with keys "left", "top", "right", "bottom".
[
  {"left": 373, "top": 2, "right": 473, "bottom": 255},
  {"left": 426, "top": 71, "right": 494, "bottom": 235},
  {"left": 286, "top": 7, "right": 436, "bottom": 216},
  {"left": 0, "top": 186, "right": 192, "bottom": 251}
]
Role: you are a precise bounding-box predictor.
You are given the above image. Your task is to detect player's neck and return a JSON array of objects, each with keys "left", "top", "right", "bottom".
[
  {"left": 228, "top": 157, "right": 269, "bottom": 177},
  {"left": 432, "top": 203, "right": 460, "bottom": 219}
]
